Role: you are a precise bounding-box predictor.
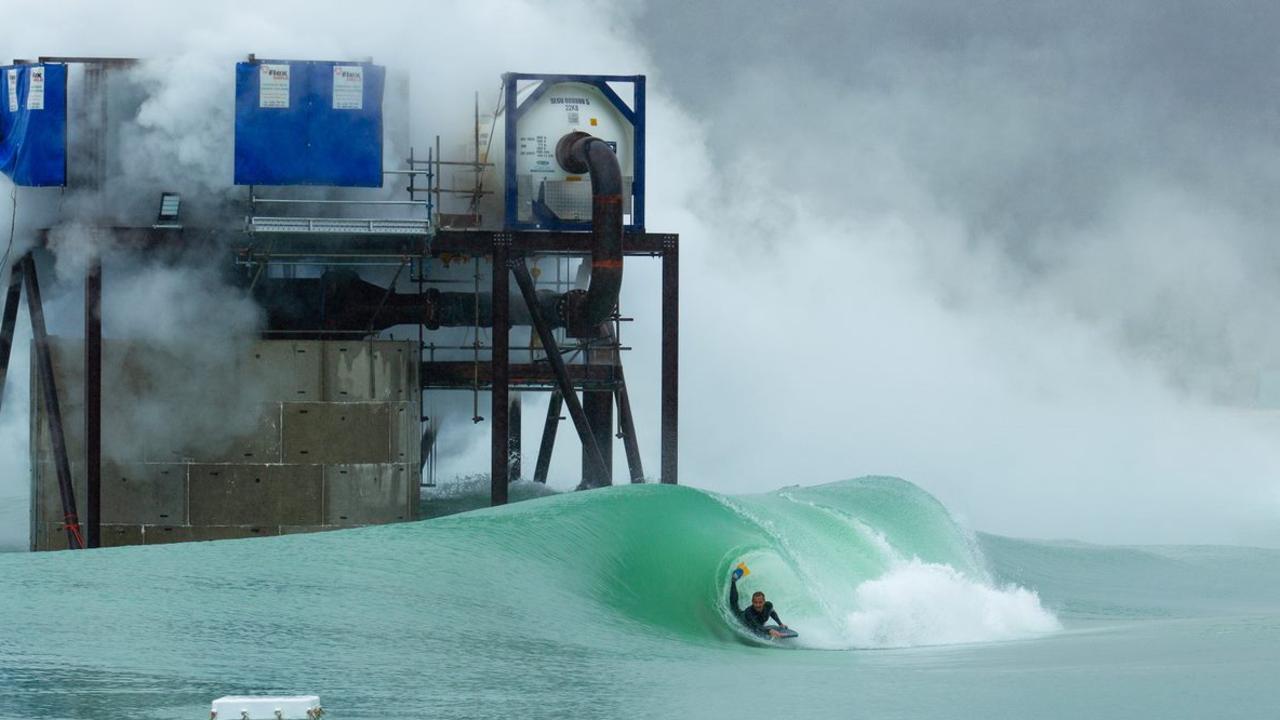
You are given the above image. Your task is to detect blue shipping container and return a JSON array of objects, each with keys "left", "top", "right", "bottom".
[
  {"left": 234, "top": 60, "right": 384, "bottom": 187},
  {"left": 0, "top": 63, "right": 67, "bottom": 187}
]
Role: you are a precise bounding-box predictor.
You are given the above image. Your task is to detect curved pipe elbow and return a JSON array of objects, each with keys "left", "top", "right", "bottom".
[{"left": 556, "top": 131, "right": 624, "bottom": 335}]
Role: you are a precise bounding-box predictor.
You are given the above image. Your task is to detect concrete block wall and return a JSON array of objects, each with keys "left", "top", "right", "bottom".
[{"left": 31, "top": 338, "right": 420, "bottom": 551}]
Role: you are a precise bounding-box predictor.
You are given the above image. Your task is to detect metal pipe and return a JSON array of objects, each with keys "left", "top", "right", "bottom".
[
  {"left": 533, "top": 391, "right": 562, "bottom": 483},
  {"left": 85, "top": 259, "right": 102, "bottom": 548},
  {"left": 555, "top": 132, "right": 624, "bottom": 336},
  {"left": 254, "top": 270, "right": 566, "bottom": 333},
  {"left": 23, "top": 255, "right": 84, "bottom": 549},
  {"left": 0, "top": 264, "right": 23, "bottom": 413},
  {"left": 511, "top": 260, "right": 609, "bottom": 486},
  {"left": 661, "top": 237, "right": 678, "bottom": 484},
  {"left": 490, "top": 238, "right": 510, "bottom": 505}
]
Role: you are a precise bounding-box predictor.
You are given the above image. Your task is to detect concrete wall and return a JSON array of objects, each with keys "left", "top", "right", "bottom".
[{"left": 31, "top": 338, "right": 420, "bottom": 551}]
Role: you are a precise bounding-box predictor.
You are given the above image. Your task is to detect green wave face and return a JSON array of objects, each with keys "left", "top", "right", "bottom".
[{"left": 424, "top": 476, "right": 1027, "bottom": 648}]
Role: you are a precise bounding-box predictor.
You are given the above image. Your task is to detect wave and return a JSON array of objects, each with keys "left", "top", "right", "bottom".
[{"left": 425, "top": 476, "right": 1060, "bottom": 649}]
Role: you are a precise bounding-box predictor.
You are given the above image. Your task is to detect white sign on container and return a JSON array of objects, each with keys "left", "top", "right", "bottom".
[
  {"left": 6, "top": 69, "right": 17, "bottom": 112},
  {"left": 332, "top": 65, "right": 363, "bottom": 110},
  {"left": 26, "top": 66, "right": 44, "bottom": 110},
  {"left": 259, "top": 64, "right": 290, "bottom": 109}
]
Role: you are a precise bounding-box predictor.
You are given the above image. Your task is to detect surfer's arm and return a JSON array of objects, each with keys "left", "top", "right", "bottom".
[
  {"left": 729, "top": 576, "right": 742, "bottom": 614},
  {"left": 770, "top": 609, "right": 783, "bottom": 626}
]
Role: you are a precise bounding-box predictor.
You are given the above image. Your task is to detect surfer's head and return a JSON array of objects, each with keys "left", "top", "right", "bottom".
[{"left": 751, "top": 591, "right": 766, "bottom": 611}]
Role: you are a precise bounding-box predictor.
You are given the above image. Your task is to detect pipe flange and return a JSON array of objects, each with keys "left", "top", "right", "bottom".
[
  {"left": 555, "top": 131, "right": 593, "bottom": 174},
  {"left": 564, "top": 289, "right": 592, "bottom": 338}
]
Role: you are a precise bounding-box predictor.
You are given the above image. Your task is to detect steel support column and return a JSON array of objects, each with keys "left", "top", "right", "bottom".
[
  {"left": 23, "top": 255, "right": 84, "bottom": 549},
  {"left": 511, "top": 261, "right": 610, "bottom": 486},
  {"left": 85, "top": 258, "right": 102, "bottom": 548},
  {"left": 508, "top": 394, "right": 522, "bottom": 480},
  {"left": 614, "top": 362, "right": 646, "bottom": 483},
  {"left": 661, "top": 238, "right": 678, "bottom": 484},
  {"left": 533, "top": 390, "right": 562, "bottom": 484},
  {"left": 0, "top": 264, "right": 23, "bottom": 412},
  {"left": 490, "top": 237, "right": 511, "bottom": 506},
  {"left": 582, "top": 389, "right": 613, "bottom": 487}
]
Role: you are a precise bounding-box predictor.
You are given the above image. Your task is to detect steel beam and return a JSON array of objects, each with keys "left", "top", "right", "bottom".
[
  {"left": 661, "top": 237, "right": 679, "bottom": 484},
  {"left": 509, "top": 394, "right": 522, "bottom": 480},
  {"left": 433, "top": 230, "right": 673, "bottom": 257},
  {"left": 23, "top": 255, "right": 84, "bottom": 549},
  {"left": 85, "top": 259, "right": 102, "bottom": 548},
  {"left": 533, "top": 391, "right": 562, "bottom": 484},
  {"left": 582, "top": 390, "right": 613, "bottom": 487},
  {"left": 491, "top": 237, "right": 510, "bottom": 506},
  {"left": 510, "top": 261, "right": 610, "bottom": 486},
  {"left": 420, "top": 361, "right": 618, "bottom": 390},
  {"left": 0, "top": 263, "right": 23, "bottom": 412},
  {"left": 614, "top": 361, "right": 646, "bottom": 483}
]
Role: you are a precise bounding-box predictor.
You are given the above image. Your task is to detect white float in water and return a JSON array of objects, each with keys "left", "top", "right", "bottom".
[{"left": 210, "top": 695, "right": 324, "bottom": 719}]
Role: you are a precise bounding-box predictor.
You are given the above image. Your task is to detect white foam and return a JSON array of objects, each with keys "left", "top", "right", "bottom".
[{"left": 838, "top": 559, "right": 1061, "bottom": 648}]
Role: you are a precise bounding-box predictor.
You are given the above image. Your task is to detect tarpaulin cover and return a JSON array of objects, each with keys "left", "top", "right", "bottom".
[
  {"left": 0, "top": 63, "right": 67, "bottom": 187},
  {"left": 234, "top": 60, "right": 384, "bottom": 187}
]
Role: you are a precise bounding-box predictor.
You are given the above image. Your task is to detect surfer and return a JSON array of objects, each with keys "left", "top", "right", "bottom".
[{"left": 729, "top": 572, "right": 788, "bottom": 638}]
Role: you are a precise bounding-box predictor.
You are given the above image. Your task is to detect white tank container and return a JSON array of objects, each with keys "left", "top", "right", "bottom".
[{"left": 512, "top": 81, "right": 634, "bottom": 223}]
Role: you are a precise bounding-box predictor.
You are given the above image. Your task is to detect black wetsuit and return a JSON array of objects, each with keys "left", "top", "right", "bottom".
[{"left": 729, "top": 577, "right": 783, "bottom": 636}]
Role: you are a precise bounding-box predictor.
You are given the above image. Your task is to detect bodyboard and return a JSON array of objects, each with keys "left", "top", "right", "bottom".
[{"left": 764, "top": 625, "right": 798, "bottom": 639}]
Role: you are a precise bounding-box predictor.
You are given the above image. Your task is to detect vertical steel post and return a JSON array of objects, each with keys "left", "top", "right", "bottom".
[
  {"left": 510, "top": 261, "right": 610, "bottom": 484},
  {"left": 661, "top": 237, "right": 679, "bottom": 484},
  {"left": 614, "top": 363, "right": 646, "bottom": 483},
  {"left": 24, "top": 255, "right": 84, "bottom": 549},
  {"left": 508, "top": 394, "right": 522, "bottom": 480},
  {"left": 490, "top": 236, "right": 511, "bottom": 506},
  {"left": 582, "top": 390, "right": 613, "bottom": 487},
  {"left": 84, "top": 258, "right": 102, "bottom": 548},
  {"left": 0, "top": 264, "right": 23, "bottom": 412},
  {"left": 533, "top": 390, "right": 562, "bottom": 484}
]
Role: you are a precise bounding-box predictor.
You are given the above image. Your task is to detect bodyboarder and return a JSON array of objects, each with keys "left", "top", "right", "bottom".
[{"left": 729, "top": 570, "right": 788, "bottom": 639}]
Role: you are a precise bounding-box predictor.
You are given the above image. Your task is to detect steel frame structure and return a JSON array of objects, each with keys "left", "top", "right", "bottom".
[{"left": 230, "top": 226, "right": 680, "bottom": 505}]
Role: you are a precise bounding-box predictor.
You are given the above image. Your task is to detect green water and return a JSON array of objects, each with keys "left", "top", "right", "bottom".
[{"left": 2, "top": 477, "right": 1278, "bottom": 718}]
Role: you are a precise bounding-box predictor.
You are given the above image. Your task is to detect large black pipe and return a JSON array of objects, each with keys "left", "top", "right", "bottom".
[
  {"left": 255, "top": 270, "right": 566, "bottom": 336},
  {"left": 556, "top": 131, "right": 624, "bottom": 336}
]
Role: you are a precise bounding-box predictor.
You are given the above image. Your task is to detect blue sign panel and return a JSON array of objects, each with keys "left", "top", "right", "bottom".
[
  {"left": 234, "top": 60, "right": 384, "bottom": 187},
  {"left": 0, "top": 63, "right": 67, "bottom": 187}
]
